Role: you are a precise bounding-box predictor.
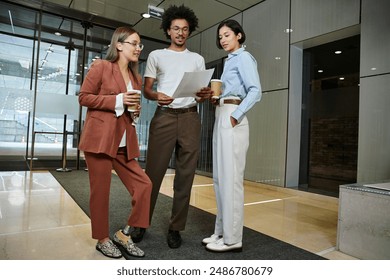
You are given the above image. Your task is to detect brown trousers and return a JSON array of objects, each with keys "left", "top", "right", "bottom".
[
  {"left": 84, "top": 148, "right": 152, "bottom": 240},
  {"left": 146, "top": 108, "right": 201, "bottom": 231}
]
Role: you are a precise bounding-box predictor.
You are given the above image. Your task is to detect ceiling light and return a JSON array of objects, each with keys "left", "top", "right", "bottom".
[
  {"left": 142, "top": 13, "right": 151, "bottom": 18},
  {"left": 54, "top": 32, "right": 62, "bottom": 36},
  {"left": 335, "top": 50, "right": 342, "bottom": 54},
  {"left": 284, "top": 28, "right": 293, "bottom": 33},
  {"left": 318, "top": 69, "right": 323, "bottom": 73},
  {"left": 339, "top": 77, "right": 345, "bottom": 80}
]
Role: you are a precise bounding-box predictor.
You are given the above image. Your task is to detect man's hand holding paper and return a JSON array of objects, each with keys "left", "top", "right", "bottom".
[
  {"left": 195, "top": 87, "right": 213, "bottom": 103},
  {"left": 156, "top": 92, "right": 174, "bottom": 106},
  {"left": 171, "top": 69, "right": 215, "bottom": 99}
]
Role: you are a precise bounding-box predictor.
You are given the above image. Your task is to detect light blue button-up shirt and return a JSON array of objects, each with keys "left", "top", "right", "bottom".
[{"left": 220, "top": 47, "right": 262, "bottom": 122}]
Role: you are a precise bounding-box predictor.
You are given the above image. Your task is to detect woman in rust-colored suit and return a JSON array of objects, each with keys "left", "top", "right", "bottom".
[{"left": 78, "top": 26, "right": 151, "bottom": 259}]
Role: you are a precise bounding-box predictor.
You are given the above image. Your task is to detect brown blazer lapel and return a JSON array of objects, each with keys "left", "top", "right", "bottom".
[
  {"left": 112, "top": 62, "right": 127, "bottom": 93},
  {"left": 112, "top": 62, "right": 141, "bottom": 91}
]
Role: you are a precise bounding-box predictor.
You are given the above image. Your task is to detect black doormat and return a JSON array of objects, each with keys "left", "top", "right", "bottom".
[{"left": 50, "top": 170, "right": 325, "bottom": 260}]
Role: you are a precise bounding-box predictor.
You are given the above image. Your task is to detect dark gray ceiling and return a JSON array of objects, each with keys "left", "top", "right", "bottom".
[{"left": 3, "top": 0, "right": 264, "bottom": 43}]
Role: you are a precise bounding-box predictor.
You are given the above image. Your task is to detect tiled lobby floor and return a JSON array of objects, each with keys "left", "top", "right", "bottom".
[{"left": 0, "top": 170, "right": 356, "bottom": 260}]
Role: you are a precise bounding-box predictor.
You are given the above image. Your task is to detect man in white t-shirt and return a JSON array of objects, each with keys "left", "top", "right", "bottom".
[{"left": 130, "top": 4, "right": 212, "bottom": 249}]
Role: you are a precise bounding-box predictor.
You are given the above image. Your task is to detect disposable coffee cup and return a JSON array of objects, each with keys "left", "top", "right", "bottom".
[
  {"left": 210, "top": 79, "right": 222, "bottom": 99},
  {"left": 127, "top": 90, "right": 141, "bottom": 112}
]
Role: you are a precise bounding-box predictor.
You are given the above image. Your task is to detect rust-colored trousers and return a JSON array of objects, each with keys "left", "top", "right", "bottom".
[{"left": 84, "top": 148, "right": 152, "bottom": 240}]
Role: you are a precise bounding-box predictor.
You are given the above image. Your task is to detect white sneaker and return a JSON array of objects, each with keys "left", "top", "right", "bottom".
[
  {"left": 206, "top": 238, "right": 242, "bottom": 253},
  {"left": 202, "top": 234, "right": 222, "bottom": 245}
]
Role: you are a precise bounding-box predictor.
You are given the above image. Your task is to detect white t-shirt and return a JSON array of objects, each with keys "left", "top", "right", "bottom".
[{"left": 144, "top": 48, "right": 206, "bottom": 108}]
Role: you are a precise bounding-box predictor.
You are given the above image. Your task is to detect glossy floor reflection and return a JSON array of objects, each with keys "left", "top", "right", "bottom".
[{"left": 0, "top": 170, "right": 357, "bottom": 260}]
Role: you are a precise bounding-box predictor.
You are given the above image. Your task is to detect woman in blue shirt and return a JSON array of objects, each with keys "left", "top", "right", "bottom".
[{"left": 203, "top": 19, "right": 262, "bottom": 252}]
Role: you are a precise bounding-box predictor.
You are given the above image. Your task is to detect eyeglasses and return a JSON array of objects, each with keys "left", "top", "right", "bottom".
[
  {"left": 123, "top": 41, "right": 144, "bottom": 50},
  {"left": 170, "top": 26, "right": 189, "bottom": 34}
]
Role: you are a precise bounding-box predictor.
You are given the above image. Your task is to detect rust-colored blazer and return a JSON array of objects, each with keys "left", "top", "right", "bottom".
[{"left": 78, "top": 59, "right": 141, "bottom": 160}]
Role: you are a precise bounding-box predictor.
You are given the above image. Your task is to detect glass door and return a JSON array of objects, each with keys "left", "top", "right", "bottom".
[
  {"left": 0, "top": 3, "right": 37, "bottom": 170},
  {"left": 0, "top": 1, "right": 114, "bottom": 171}
]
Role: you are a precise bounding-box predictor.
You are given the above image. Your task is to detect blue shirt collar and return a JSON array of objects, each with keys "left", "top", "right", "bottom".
[{"left": 227, "top": 46, "right": 245, "bottom": 59}]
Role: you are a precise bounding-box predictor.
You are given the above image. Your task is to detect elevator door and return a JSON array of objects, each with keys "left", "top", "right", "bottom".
[{"left": 300, "top": 35, "right": 360, "bottom": 197}]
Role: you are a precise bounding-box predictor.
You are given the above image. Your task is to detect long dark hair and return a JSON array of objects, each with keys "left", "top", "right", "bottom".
[
  {"left": 161, "top": 4, "right": 199, "bottom": 39},
  {"left": 216, "top": 19, "right": 246, "bottom": 49}
]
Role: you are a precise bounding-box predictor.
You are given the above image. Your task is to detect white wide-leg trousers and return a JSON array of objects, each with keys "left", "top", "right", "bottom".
[{"left": 212, "top": 102, "right": 249, "bottom": 245}]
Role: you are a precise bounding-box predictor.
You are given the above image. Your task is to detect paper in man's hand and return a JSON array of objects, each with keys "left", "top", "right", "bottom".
[{"left": 171, "top": 68, "right": 215, "bottom": 98}]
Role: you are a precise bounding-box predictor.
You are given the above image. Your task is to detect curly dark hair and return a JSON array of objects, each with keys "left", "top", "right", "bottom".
[{"left": 161, "top": 4, "right": 199, "bottom": 39}]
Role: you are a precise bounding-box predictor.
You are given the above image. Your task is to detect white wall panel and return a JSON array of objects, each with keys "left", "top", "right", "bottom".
[
  {"left": 243, "top": 0, "right": 290, "bottom": 91},
  {"left": 285, "top": 45, "right": 303, "bottom": 187},
  {"left": 291, "top": 0, "right": 360, "bottom": 44},
  {"left": 199, "top": 14, "right": 241, "bottom": 63},
  {"left": 358, "top": 0, "right": 390, "bottom": 184},
  {"left": 360, "top": 0, "right": 390, "bottom": 76},
  {"left": 246, "top": 90, "right": 288, "bottom": 187},
  {"left": 186, "top": 33, "right": 201, "bottom": 54},
  {"left": 357, "top": 74, "right": 390, "bottom": 182}
]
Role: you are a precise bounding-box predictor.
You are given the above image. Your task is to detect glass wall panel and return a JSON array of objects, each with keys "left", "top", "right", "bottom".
[
  {"left": 0, "top": 1, "right": 38, "bottom": 170},
  {"left": 0, "top": 1, "right": 116, "bottom": 170},
  {"left": 196, "top": 58, "right": 225, "bottom": 175},
  {"left": 30, "top": 15, "right": 87, "bottom": 169},
  {"left": 137, "top": 61, "right": 155, "bottom": 163},
  {"left": 0, "top": 2, "right": 36, "bottom": 38}
]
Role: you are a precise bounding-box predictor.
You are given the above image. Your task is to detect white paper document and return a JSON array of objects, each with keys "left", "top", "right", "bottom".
[{"left": 171, "top": 68, "right": 215, "bottom": 98}]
